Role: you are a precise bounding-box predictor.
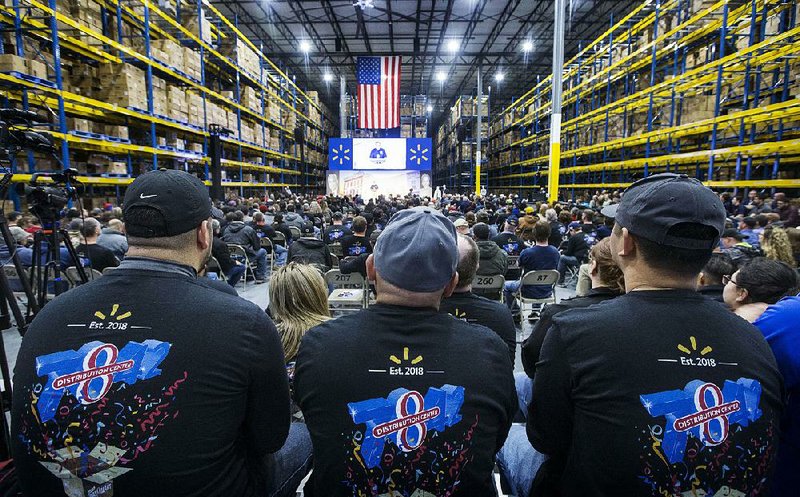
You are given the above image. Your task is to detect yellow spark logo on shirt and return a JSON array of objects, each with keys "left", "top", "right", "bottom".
[
  {"left": 677, "top": 336, "right": 712, "bottom": 356},
  {"left": 389, "top": 347, "right": 423, "bottom": 365},
  {"left": 93, "top": 304, "right": 132, "bottom": 321}
]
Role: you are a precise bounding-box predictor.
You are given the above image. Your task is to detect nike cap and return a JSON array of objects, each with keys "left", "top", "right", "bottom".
[{"left": 123, "top": 169, "right": 212, "bottom": 238}]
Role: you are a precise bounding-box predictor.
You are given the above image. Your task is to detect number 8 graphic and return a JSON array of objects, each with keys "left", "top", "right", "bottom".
[
  {"left": 396, "top": 391, "right": 426, "bottom": 452},
  {"left": 77, "top": 343, "right": 118, "bottom": 405},
  {"left": 694, "top": 383, "right": 728, "bottom": 445}
]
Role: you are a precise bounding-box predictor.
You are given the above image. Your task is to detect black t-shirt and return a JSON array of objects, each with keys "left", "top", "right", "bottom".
[
  {"left": 492, "top": 232, "right": 522, "bottom": 255},
  {"left": 528, "top": 289, "right": 784, "bottom": 496},
  {"left": 339, "top": 234, "right": 371, "bottom": 257},
  {"left": 439, "top": 291, "right": 516, "bottom": 367},
  {"left": 76, "top": 243, "right": 119, "bottom": 272},
  {"left": 11, "top": 261, "right": 290, "bottom": 497},
  {"left": 295, "top": 304, "right": 516, "bottom": 497},
  {"left": 323, "top": 225, "right": 351, "bottom": 244}
]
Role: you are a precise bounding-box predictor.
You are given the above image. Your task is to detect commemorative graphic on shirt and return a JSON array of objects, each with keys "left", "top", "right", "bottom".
[
  {"left": 15, "top": 304, "right": 185, "bottom": 497},
  {"left": 636, "top": 334, "right": 776, "bottom": 495},
  {"left": 340, "top": 346, "right": 484, "bottom": 496}
]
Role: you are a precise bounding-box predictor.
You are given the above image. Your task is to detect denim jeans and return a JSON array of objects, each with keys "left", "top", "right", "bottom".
[
  {"left": 557, "top": 255, "right": 580, "bottom": 282},
  {"left": 496, "top": 424, "right": 547, "bottom": 497},
  {"left": 497, "top": 374, "right": 547, "bottom": 497},
  {"left": 253, "top": 248, "right": 268, "bottom": 279},
  {"left": 226, "top": 264, "right": 246, "bottom": 287},
  {"left": 263, "top": 422, "right": 314, "bottom": 497},
  {"left": 273, "top": 244, "right": 288, "bottom": 266},
  {"left": 504, "top": 280, "right": 521, "bottom": 309}
]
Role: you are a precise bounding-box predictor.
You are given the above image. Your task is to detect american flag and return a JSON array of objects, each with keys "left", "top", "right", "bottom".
[{"left": 357, "top": 56, "right": 401, "bottom": 129}]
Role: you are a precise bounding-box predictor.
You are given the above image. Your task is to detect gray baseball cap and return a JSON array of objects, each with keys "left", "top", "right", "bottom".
[
  {"left": 602, "top": 173, "right": 725, "bottom": 249},
  {"left": 374, "top": 207, "right": 458, "bottom": 292}
]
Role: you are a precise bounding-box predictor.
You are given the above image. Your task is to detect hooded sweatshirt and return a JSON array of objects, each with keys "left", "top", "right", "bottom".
[
  {"left": 476, "top": 240, "right": 508, "bottom": 276},
  {"left": 288, "top": 237, "right": 333, "bottom": 271},
  {"left": 221, "top": 221, "right": 260, "bottom": 257},
  {"left": 283, "top": 212, "right": 305, "bottom": 229}
]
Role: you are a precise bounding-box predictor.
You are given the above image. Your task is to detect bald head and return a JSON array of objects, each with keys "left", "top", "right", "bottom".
[{"left": 455, "top": 234, "right": 479, "bottom": 292}]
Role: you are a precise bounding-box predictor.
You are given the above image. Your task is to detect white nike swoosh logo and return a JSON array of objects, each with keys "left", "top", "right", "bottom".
[{"left": 140, "top": 193, "right": 157, "bottom": 199}]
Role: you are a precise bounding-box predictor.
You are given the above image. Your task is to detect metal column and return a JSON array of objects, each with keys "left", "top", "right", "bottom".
[
  {"left": 547, "top": 0, "right": 566, "bottom": 202},
  {"left": 340, "top": 76, "right": 347, "bottom": 138},
  {"left": 476, "top": 67, "right": 482, "bottom": 196}
]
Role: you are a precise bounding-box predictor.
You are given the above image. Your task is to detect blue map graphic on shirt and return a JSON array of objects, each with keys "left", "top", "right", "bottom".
[
  {"left": 640, "top": 378, "right": 763, "bottom": 463},
  {"left": 348, "top": 385, "right": 464, "bottom": 468},
  {"left": 35, "top": 340, "right": 171, "bottom": 423}
]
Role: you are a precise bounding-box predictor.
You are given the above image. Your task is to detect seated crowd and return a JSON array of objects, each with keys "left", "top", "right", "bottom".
[{"left": 7, "top": 170, "right": 800, "bottom": 497}]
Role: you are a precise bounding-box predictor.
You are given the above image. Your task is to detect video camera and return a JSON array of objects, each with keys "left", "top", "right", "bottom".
[
  {"left": 16, "top": 169, "right": 81, "bottom": 223},
  {"left": 0, "top": 108, "right": 55, "bottom": 162}
]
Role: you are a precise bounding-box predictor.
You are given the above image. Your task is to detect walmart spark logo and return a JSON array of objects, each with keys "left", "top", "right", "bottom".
[
  {"left": 678, "top": 336, "right": 712, "bottom": 356},
  {"left": 94, "top": 304, "right": 131, "bottom": 321},
  {"left": 331, "top": 142, "right": 351, "bottom": 166},
  {"left": 408, "top": 142, "right": 430, "bottom": 166},
  {"left": 390, "top": 347, "right": 423, "bottom": 365}
]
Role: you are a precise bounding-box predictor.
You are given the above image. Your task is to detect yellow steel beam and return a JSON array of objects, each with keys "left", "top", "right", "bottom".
[{"left": 220, "top": 158, "right": 299, "bottom": 175}]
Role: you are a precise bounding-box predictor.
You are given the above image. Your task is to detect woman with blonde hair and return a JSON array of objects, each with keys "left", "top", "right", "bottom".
[
  {"left": 269, "top": 262, "right": 331, "bottom": 363},
  {"left": 761, "top": 225, "right": 796, "bottom": 268}
]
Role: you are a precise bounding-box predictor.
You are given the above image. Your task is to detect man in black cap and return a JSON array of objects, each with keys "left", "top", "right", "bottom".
[
  {"left": 721, "top": 227, "right": 762, "bottom": 269},
  {"left": 503, "top": 173, "right": 784, "bottom": 496},
  {"left": 287, "top": 221, "right": 333, "bottom": 272},
  {"left": 221, "top": 210, "right": 268, "bottom": 283},
  {"left": 295, "top": 206, "right": 516, "bottom": 497},
  {"left": 492, "top": 216, "right": 522, "bottom": 256},
  {"left": 323, "top": 211, "right": 350, "bottom": 244},
  {"left": 12, "top": 169, "right": 310, "bottom": 497}
]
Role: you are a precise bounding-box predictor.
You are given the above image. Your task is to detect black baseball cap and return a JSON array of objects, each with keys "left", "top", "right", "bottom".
[
  {"left": 602, "top": 173, "right": 725, "bottom": 250},
  {"left": 301, "top": 221, "right": 315, "bottom": 235},
  {"left": 721, "top": 228, "right": 745, "bottom": 241},
  {"left": 123, "top": 169, "right": 212, "bottom": 238}
]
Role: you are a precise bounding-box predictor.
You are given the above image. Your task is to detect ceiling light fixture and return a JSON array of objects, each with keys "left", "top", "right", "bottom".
[
  {"left": 435, "top": 71, "right": 447, "bottom": 82},
  {"left": 495, "top": 73, "right": 505, "bottom": 82},
  {"left": 522, "top": 40, "right": 534, "bottom": 53},
  {"left": 323, "top": 73, "right": 333, "bottom": 82},
  {"left": 300, "top": 40, "right": 311, "bottom": 53},
  {"left": 426, "top": 105, "right": 433, "bottom": 113},
  {"left": 447, "top": 39, "right": 459, "bottom": 53}
]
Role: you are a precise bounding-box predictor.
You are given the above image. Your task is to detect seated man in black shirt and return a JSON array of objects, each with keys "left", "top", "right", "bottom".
[
  {"left": 339, "top": 215, "right": 371, "bottom": 257},
  {"left": 251, "top": 212, "right": 288, "bottom": 266},
  {"left": 295, "top": 207, "right": 516, "bottom": 497},
  {"left": 75, "top": 217, "right": 120, "bottom": 273},
  {"left": 287, "top": 222, "right": 333, "bottom": 272},
  {"left": 504, "top": 173, "right": 784, "bottom": 497},
  {"left": 439, "top": 234, "right": 516, "bottom": 366},
  {"left": 11, "top": 169, "right": 310, "bottom": 497},
  {"left": 557, "top": 221, "right": 589, "bottom": 284},
  {"left": 210, "top": 219, "right": 245, "bottom": 286},
  {"left": 323, "top": 211, "right": 351, "bottom": 244}
]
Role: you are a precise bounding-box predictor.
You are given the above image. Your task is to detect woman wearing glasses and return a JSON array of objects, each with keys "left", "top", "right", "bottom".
[{"left": 723, "top": 257, "right": 799, "bottom": 322}]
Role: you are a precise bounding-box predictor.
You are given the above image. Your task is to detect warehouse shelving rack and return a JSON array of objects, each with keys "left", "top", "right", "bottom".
[
  {"left": 487, "top": 0, "right": 800, "bottom": 198},
  {"left": 346, "top": 94, "right": 430, "bottom": 139},
  {"left": 0, "top": 0, "right": 331, "bottom": 204},
  {"left": 433, "top": 94, "right": 488, "bottom": 191}
]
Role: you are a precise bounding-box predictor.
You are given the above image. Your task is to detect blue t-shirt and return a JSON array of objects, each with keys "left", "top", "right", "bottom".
[
  {"left": 754, "top": 296, "right": 800, "bottom": 496},
  {"left": 519, "top": 244, "right": 560, "bottom": 299}
]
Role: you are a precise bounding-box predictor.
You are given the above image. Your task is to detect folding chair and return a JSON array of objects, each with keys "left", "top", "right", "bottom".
[
  {"left": 102, "top": 266, "right": 117, "bottom": 275},
  {"left": 273, "top": 232, "right": 287, "bottom": 247},
  {"left": 324, "top": 269, "right": 366, "bottom": 315},
  {"left": 260, "top": 237, "right": 275, "bottom": 270},
  {"left": 472, "top": 274, "right": 505, "bottom": 302},
  {"left": 65, "top": 267, "right": 103, "bottom": 287},
  {"left": 206, "top": 256, "right": 226, "bottom": 281},
  {"left": 330, "top": 254, "right": 340, "bottom": 269},
  {"left": 515, "top": 270, "right": 559, "bottom": 322},
  {"left": 562, "top": 264, "right": 581, "bottom": 287},
  {"left": 505, "top": 255, "right": 521, "bottom": 281},
  {"left": 4, "top": 264, "right": 31, "bottom": 304},
  {"left": 227, "top": 244, "right": 256, "bottom": 287},
  {"left": 289, "top": 226, "right": 302, "bottom": 240},
  {"left": 328, "top": 242, "right": 343, "bottom": 257}
]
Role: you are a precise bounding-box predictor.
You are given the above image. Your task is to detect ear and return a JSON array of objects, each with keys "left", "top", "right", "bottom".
[
  {"left": 366, "top": 254, "right": 376, "bottom": 281},
  {"left": 698, "top": 273, "right": 706, "bottom": 285},
  {"left": 442, "top": 273, "right": 460, "bottom": 299},
  {"left": 617, "top": 227, "right": 636, "bottom": 257},
  {"left": 589, "top": 259, "right": 598, "bottom": 276},
  {"left": 197, "top": 219, "right": 211, "bottom": 250},
  {"left": 735, "top": 286, "right": 749, "bottom": 304}
]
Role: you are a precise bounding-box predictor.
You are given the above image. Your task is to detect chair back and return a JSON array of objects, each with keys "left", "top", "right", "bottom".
[
  {"left": 289, "top": 226, "right": 302, "bottom": 240},
  {"left": 330, "top": 254, "right": 340, "bottom": 269},
  {"left": 260, "top": 237, "right": 273, "bottom": 250},
  {"left": 471, "top": 274, "right": 505, "bottom": 301},
  {"left": 324, "top": 269, "right": 365, "bottom": 289},
  {"left": 520, "top": 269, "right": 560, "bottom": 288},
  {"left": 507, "top": 256, "right": 520, "bottom": 269},
  {"left": 328, "top": 242, "right": 343, "bottom": 257},
  {"left": 206, "top": 256, "right": 224, "bottom": 278},
  {"left": 102, "top": 266, "right": 117, "bottom": 275},
  {"left": 227, "top": 244, "right": 249, "bottom": 262},
  {"left": 273, "top": 232, "right": 286, "bottom": 246},
  {"left": 3, "top": 264, "right": 28, "bottom": 294}
]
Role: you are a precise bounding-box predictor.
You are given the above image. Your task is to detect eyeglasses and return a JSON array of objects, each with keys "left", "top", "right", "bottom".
[{"left": 722, "top": 275, "right": 738, "bottom": 286}]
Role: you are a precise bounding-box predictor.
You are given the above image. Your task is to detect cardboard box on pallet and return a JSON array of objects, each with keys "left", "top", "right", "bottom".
[
  {"left": 0, "top": 54, "right": 28, "bottom": 73},
  {"left": 104, "top": 125, "right": 129, "bottom": 140},
  {"left": 67, "top": 117, "right": 91, "bottom": 132},
  {"left": 151, "top": 39, "right": 184, "bottom": 69},
  {"left": 181, "top": 12, "right": 211, "bottom": 44},
  {"left": 183, "top": 46, "right": 201, "bottom": 80}
]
